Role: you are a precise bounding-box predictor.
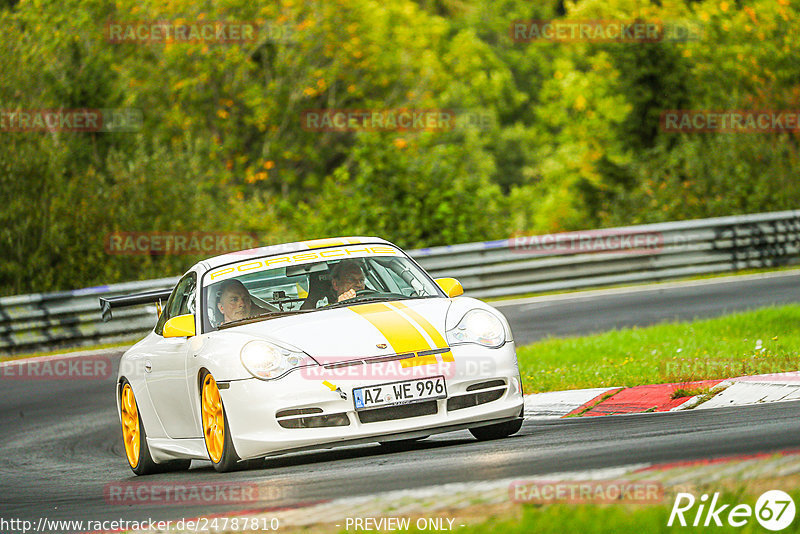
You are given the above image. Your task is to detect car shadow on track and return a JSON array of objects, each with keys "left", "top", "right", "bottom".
[{"left": 187, "top": 434, "right": 485, "bottom": 474}]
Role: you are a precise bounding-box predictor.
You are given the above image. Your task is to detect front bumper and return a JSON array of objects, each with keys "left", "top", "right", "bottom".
[{"left": 220, "top": 342, "right": 524, "bottom": 459}]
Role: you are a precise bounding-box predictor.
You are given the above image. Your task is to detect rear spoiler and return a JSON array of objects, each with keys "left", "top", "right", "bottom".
[{"left": 99, "top": 287, "right": 173, "bottom": 322}]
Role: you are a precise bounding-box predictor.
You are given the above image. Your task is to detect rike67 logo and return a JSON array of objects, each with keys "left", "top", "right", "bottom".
[{"left": 668, "top": 490, "right": 796, "bottom": 530}]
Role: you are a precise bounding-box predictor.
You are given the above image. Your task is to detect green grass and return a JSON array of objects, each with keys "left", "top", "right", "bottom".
[
  {"left": 670, "top": 386, "right": 713, "bottom": 400},
  {"left": 439, "top": 489, "right": 800, "bottom": 534},
  {"left": 517, "top": 304, "right": 800, "bottom": 393}
]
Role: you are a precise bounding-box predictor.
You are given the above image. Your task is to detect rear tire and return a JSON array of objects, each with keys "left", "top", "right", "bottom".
[{"left": 120, "top": 379, "right": 191, "bottom": 475}]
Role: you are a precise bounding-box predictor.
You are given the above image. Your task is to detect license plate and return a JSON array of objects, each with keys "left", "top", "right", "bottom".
[{"left": 353, "top": 376, "right": 447, "bottom": 411}]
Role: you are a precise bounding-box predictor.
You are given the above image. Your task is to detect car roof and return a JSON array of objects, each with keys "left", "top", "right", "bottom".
[{"left": 199, "top": 236, "right": 394, "bottom": 270}]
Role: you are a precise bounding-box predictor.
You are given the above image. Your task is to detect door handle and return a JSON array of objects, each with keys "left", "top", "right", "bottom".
[{"left": 144, "top": 360, "right": 152, "bottom": 373}]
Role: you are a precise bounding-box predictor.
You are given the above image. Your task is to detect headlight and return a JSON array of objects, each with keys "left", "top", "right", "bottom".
[
  {"left": 240, "top": 340, "right": 307, "bottom": 380},
  {"left": 446, "top": 309, "right": 506, "bottom": 348}
]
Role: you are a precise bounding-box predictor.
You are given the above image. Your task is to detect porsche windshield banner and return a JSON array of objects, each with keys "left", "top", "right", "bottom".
[{"left": 204, "top": 244, "right": 400, "bottom": 285}]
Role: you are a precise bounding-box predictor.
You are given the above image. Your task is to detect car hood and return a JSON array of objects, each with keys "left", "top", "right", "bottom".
[{"left": 225, "top": 298, "right": 453, "bottom": 361}]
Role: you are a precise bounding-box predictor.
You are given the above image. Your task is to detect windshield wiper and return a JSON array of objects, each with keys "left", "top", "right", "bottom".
[
  {"left": 326, "top": 295, "right": 412, "bottom": 309},
  {"left": 218, "top": 309, "right": 312, "bottom": 329}
]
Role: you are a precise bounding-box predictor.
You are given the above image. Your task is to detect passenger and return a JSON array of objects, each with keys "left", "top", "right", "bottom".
[{"left": 216, "top": 279, "right": 262, "bottom": 324}]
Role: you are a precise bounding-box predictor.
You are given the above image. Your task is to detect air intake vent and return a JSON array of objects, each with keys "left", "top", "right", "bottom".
[
  {"left": 276, "top": 407, "right": 323, "bottom": 418},
  {"left": 447, "top": 389, "right": 505, "bottom": 411},
  {"left": 277, "top": 412, "right": 350, "bottom": 429},
  {"left": 358, "top": 400, "right": 438, "bottom": 423},
  {"left": 466, "top": 379, "right": 506, "bottom": 392}
]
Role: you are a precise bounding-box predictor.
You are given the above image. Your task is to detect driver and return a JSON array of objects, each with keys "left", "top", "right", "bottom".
[
  {"left": 330, "top": 259, "right": 366, "bottom": 303},
  {"left": 216, "top": 279, "right": 263, "bottom": 324}
]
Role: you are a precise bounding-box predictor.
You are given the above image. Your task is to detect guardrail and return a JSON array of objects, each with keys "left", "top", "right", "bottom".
[{"left": 1, "top": 210, "right": 799, "bottom": 354}]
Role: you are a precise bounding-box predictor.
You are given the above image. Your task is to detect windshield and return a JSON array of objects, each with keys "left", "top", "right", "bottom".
[{"left": 201, "top": 246, "right": 441, "bottom": 332}]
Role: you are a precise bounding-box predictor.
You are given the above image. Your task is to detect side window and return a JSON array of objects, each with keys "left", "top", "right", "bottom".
[
  {"left": 154, "top": 273, "right": 197, "bottom": 335},
  {"left": 175, "top": 276, "right": 196, "bottom": 316}
]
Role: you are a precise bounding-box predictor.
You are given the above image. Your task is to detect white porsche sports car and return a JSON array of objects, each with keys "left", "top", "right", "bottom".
[{"left": 102, "top": 237, "right": 524, "bottom": 475}]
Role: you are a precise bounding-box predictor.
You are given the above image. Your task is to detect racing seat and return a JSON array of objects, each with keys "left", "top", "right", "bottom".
[{"left": 301, "top": 272, "right": 336, "bottom": 309}]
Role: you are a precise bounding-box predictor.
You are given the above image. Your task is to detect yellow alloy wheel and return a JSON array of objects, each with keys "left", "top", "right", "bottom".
[
  {"left": 202, "top": 374, "right": 225, "bottom": 463},
  {"left": 120, "top": 383, "right": 140, "bottom": 468}
]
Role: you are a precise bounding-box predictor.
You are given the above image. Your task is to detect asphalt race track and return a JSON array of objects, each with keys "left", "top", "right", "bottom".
[
  {"left": 2, "top": 272, "right": 800, "bottom": 532},
  {"left": 498, "top": 271, "right": 800, "bottom": 345}
]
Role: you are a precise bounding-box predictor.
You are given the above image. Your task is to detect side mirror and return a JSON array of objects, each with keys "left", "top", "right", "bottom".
[
  {"left": 163, "top": 314, "right": 196, "bottom": 338},
  {"left": 435, "top": 278, "right": 464, "bottom": 298}
]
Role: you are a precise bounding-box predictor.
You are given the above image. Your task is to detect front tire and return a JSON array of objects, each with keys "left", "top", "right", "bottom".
[
  {"left": 119, "top": 380, "right": 191, "bottom": 475},
  {"left": 201, "top": 373, "right": 242, "bottom": 472},
  {"left": 469, "top": 409, "right": 524, "bottom": 441}
]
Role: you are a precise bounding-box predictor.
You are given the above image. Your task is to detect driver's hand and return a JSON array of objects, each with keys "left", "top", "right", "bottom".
[{"left": 338, "top": 288, "right": 357, "bottom": 302}]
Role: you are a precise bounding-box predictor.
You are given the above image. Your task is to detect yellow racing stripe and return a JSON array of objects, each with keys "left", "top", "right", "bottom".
[
  {"left": 349, "top": 303, "right": 432, "bottom": 354},
  {"left": 390, "top": 301, "right": 449, "bottom": 349}
]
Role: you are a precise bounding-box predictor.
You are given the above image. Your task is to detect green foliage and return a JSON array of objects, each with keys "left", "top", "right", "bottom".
[
  {"left": 0, "top": 0, "right": 798, "bottom": 295},
  {"left": 296, "top": 133, "right": 503, "bottom": 247}
]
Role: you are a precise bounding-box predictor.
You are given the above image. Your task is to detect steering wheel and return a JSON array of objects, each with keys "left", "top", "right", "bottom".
[
  {"left": 268, "top": 297, "right": 306, "bottom": 312},
  {"left": 268, "top": 297, "right": 307, "bottom": 305},
  {"left": 335, "top": 288, "right": 378, "bottom": 303}
]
